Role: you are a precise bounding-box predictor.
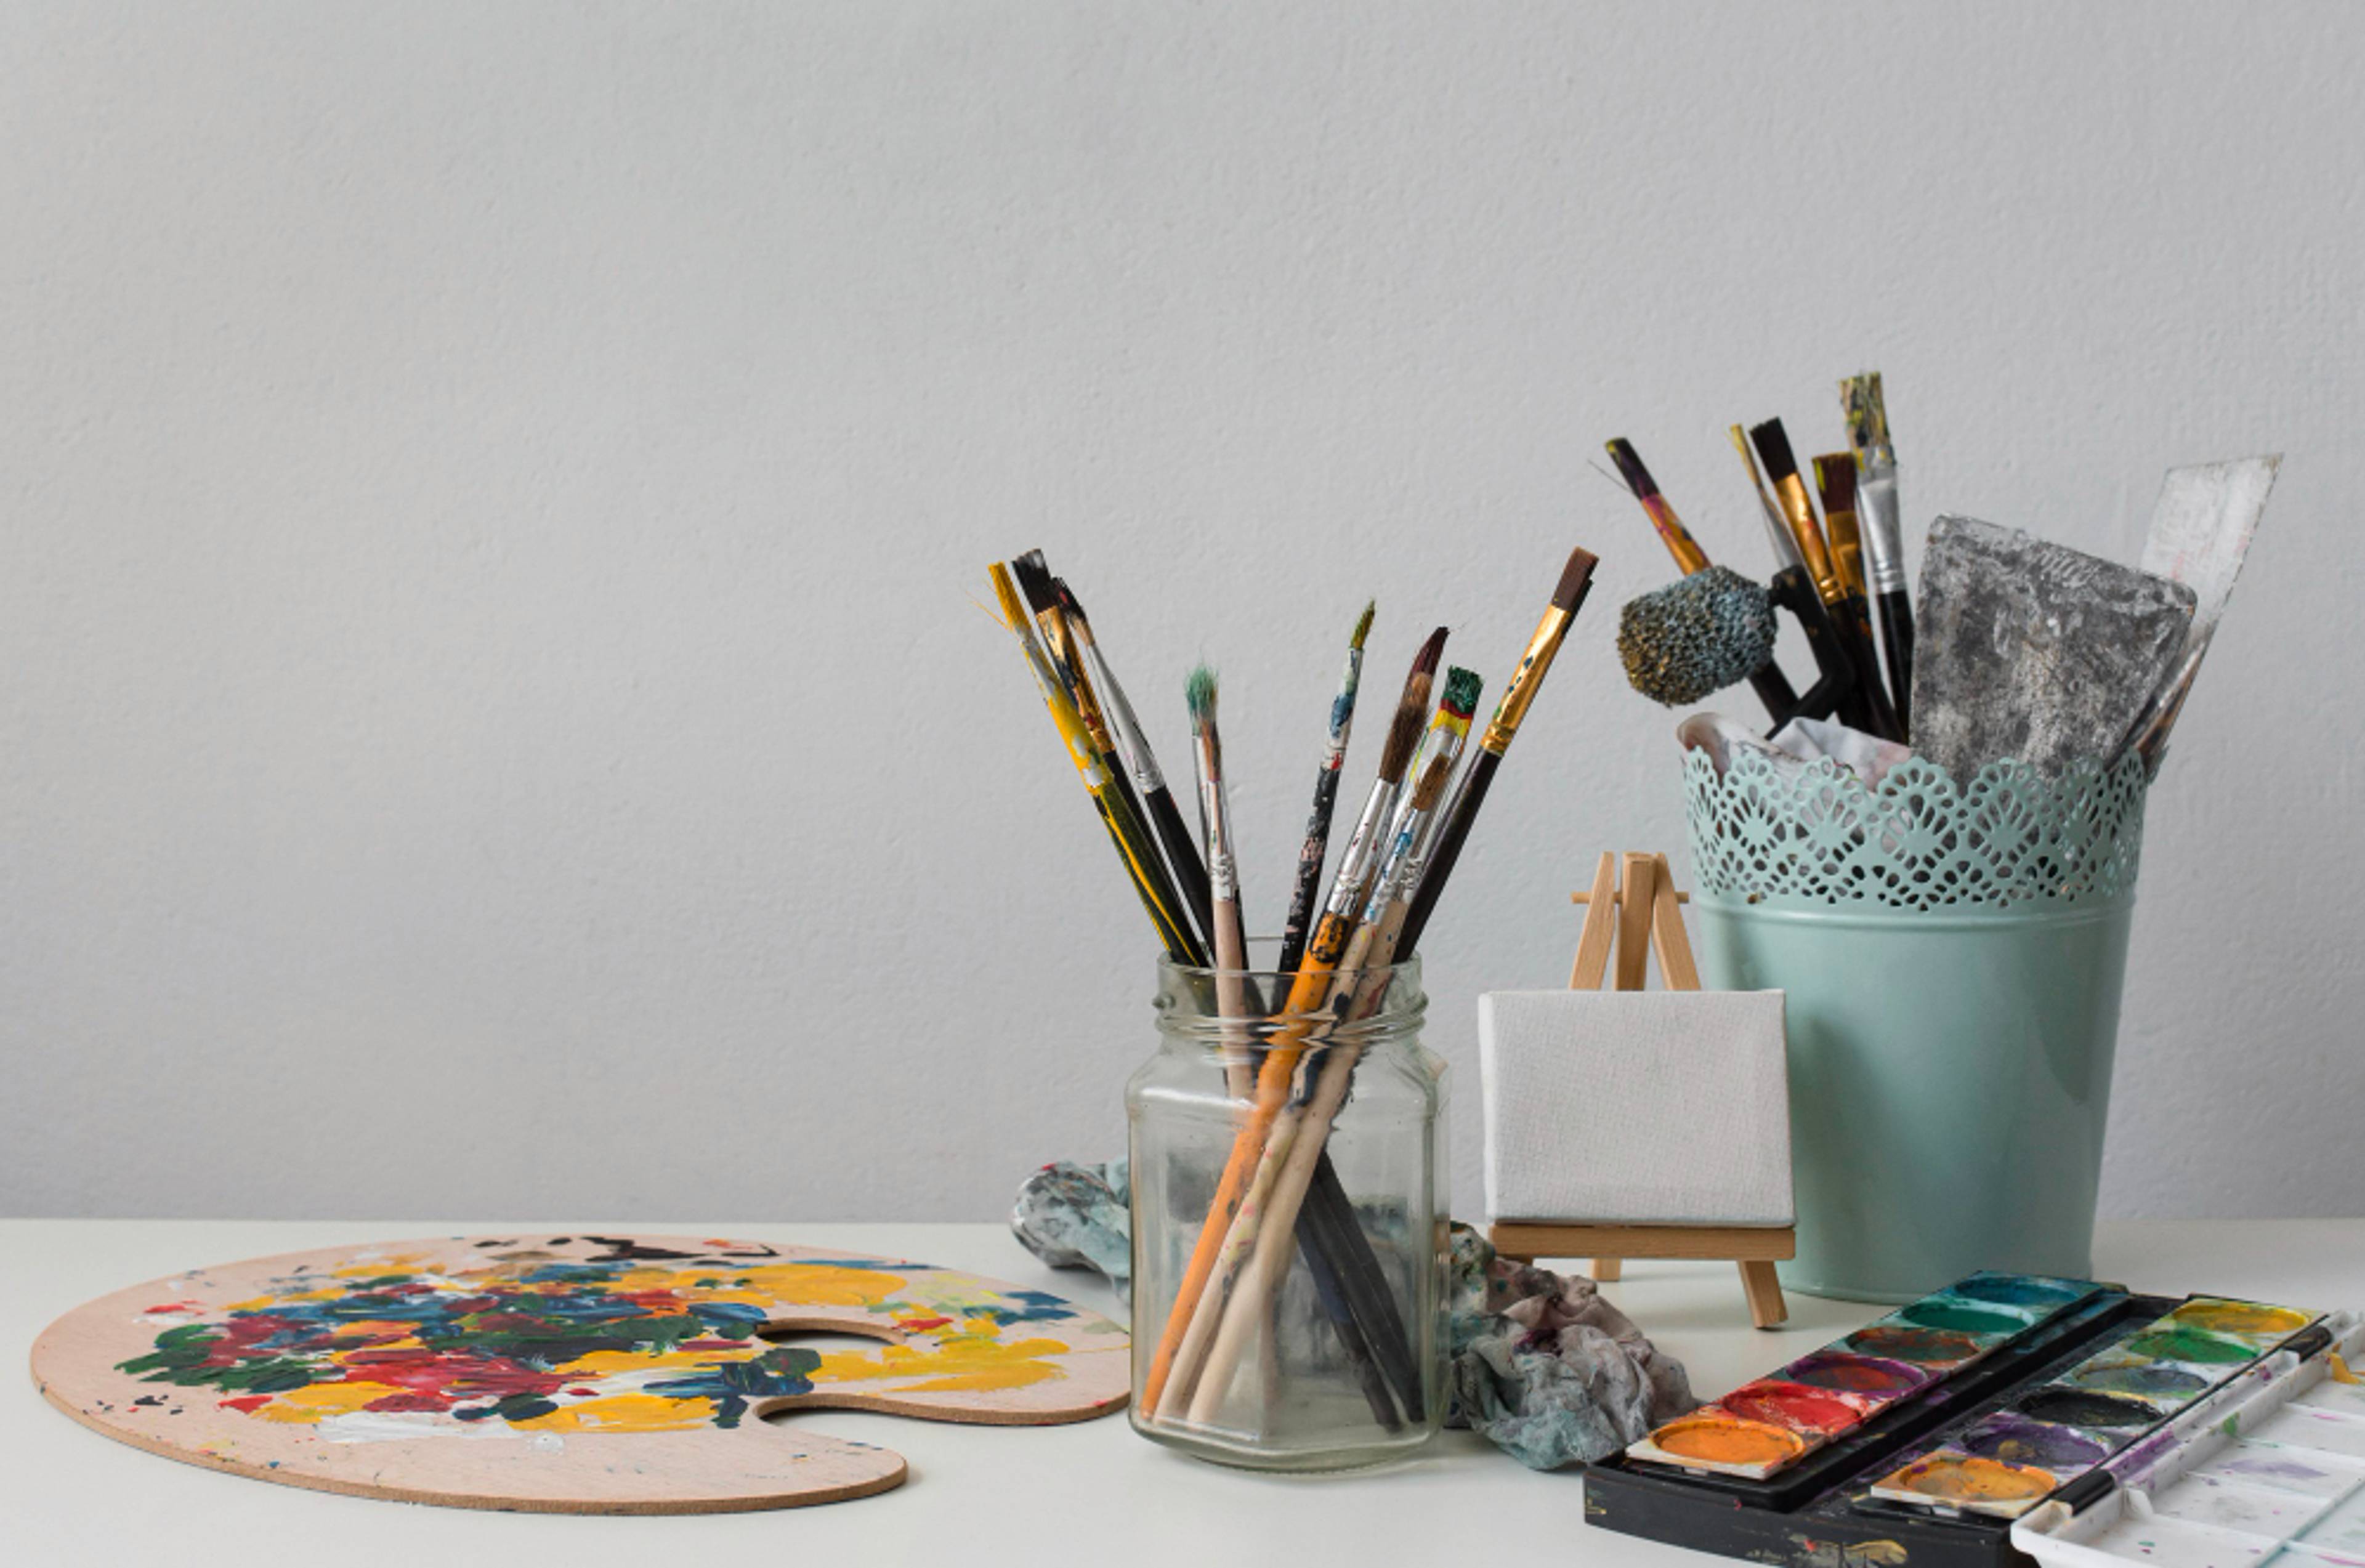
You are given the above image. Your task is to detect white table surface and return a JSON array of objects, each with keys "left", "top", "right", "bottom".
[{"left": 7, "top": 1218, "right": 2358, "bottom": 1567}]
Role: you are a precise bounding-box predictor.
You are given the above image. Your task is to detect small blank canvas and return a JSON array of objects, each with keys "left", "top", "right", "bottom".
[{"left": 1479, "top": 989, "right": 1792, "bottom": 1227}]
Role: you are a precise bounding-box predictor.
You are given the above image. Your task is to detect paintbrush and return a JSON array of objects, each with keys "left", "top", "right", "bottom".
[
  {"left": 1139, "top": 629, "right": 1444, "bottom": 1416},
  {"left": 1179, "top": 668, "right": 1481, "bottom": 1426},
  {"left": 1275, "top": 601, "right": 1376, "bottom": 983},
  {"left": 988, "top": 564, "right": 1205, "bottom": 964},
  {"left": 1055, "top": 578, "right": 1218, "bottom": 949},
  {"left": 1607, "top": 437, "right": 1800, "bottom": 721},
  {"left": 1812, "top": 449, "right": 1899, "bottom": 732},
  {"left": 1748, "top": 420, "right": 1901, "bottom": 742},
  {"left": 1842, "top": 372, "right": 1914, "bottom": 727},
  {"left": 1185, "top": 666, "right": 1256, "bottom": 1103},
  {"left": 1399, "top": 549, "right": 1595, "bottom": 953},
  {"left": 1009, "top": 551, "right": 1207, "bottom": 948}
]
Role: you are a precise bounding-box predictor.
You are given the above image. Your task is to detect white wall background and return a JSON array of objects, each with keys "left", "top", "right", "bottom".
[{"left": 5, "top": 2, "right": 2360, "bottom": 1222}]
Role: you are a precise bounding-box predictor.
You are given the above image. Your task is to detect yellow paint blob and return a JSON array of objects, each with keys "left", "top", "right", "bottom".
[
  {"left": 247, "top": 1380, "right": 398, "bottom": 1422},
  {"left": 1649, "top": 1413, "right": 1807, "bottom": 1468},
  {"left": 1887, "top": 1452, "right": 2055, "bottom": 1503},
  {"left": 2170, "top": 1299, "right": 2312, "bottom": 1340}
]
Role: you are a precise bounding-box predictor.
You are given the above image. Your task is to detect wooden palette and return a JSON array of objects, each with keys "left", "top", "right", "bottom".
[{"left": 31, "top": 1232, "right": 1129, "bottom": 1513}]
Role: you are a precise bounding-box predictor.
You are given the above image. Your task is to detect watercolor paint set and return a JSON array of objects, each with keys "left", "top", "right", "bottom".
[{"left": 1585, "top": 1273, "right": 2340, "bottom": 1568}]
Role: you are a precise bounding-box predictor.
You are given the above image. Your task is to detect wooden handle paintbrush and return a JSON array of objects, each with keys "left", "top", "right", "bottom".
[
  {"left": 1137, "top": 628, "right": 1444, "bottom": 1415},
  {"left": 1186, "top": 666, "right": 1256, "bottom": 1101},
  {"left": 1399, "top": 548, "right": 1595, "bottom": 952},
  {"left": 1178, "top": 668, "right": 1480, "bottom": 1426}
]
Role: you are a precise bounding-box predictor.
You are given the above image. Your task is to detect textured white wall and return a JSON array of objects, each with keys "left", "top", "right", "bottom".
[{"left": 4, "top": 2, "right": 2360, "bottom": 1222}]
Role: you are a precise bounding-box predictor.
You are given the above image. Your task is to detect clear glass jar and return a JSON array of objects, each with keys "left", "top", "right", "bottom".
[{"left": 1126, "top": 940, "right": 1447, "bottom": 1470}]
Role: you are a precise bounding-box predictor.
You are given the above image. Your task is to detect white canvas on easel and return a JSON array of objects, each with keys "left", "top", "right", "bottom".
[{"left": 1478, "top": 851, "right": 1797, "bottom": 1328}]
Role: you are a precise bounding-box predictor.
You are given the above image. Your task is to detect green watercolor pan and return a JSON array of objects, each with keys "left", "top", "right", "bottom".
[{"left": 1588, "top": 1275, "right": 2335, "bottom": 1568}]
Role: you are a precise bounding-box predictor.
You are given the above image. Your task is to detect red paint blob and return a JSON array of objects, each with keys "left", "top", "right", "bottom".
[{"left": 1720, "top": 1380, "right": 1870, "bottom": 1434}]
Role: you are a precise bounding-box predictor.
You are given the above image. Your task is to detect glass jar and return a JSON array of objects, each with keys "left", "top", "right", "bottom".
[{"left": 1126, "top": 939, "right": 1447, "bottom": 1470}]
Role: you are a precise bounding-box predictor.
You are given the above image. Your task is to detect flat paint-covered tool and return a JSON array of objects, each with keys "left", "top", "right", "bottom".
[{"left": 1910, "top": 517, "right": 2196, "bottom": 779}]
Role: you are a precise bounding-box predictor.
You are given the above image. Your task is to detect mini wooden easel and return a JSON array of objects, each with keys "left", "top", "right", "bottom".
[{"left": 1487, "top": 851, "right": 1793, "bottom": 1329}]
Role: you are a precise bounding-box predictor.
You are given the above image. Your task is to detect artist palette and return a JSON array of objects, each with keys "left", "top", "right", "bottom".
[
  {"left": 1590, "top": 1276, "right": 2342, "bottom": 1568},
  {"left": 31, "top": 1234, "right": 1130, "bottom": 1513}
]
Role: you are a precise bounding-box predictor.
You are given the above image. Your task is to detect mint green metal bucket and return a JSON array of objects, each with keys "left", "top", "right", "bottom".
[{"left": 1684, "top": 749, "right": 2149, "bottom": 1304}]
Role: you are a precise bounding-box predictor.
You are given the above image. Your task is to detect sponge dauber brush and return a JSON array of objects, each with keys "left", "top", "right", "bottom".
[{"left": 1607, "top": 437, "right": 1800, "bottom": 721}]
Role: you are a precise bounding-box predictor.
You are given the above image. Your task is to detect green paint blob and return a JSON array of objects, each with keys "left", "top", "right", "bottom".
[
  {"left": 2121, "top": 1327, "right": 2256, "bottom": 1365},
  {"left": 1898, "top": 1298, "right": 2030, "bottom": 1336}
]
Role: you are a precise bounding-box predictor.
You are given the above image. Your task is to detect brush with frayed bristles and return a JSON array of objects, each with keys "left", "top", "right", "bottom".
[
  {"left": 1059, "top": 576, "right": 1215, "bottom": 947},
  {"left": 1275, "top": 600, "right": 1378, "bottom": 982},
  {"left": 1399, "top": 546, "right": 1596, "bottom": 952},
  {"left": 1840, "top": 372, "right": 1914, "bottom": 724}
]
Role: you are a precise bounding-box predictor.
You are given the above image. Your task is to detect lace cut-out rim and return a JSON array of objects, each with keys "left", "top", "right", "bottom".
[{"left": 1683, "top": 748, "right": 2148, "bottom": 914}]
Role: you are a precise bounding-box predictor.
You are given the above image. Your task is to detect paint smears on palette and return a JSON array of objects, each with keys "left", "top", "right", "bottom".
[
  {"left": 1869, "top": 1296, "right": 2323, "bottom": 1519},
  {"left": 1625, "top": 1271, "right": 2104, "bottom": 1479},
  {"left": 2015, "top": 1311, "right": 2365, "bottom": 1568},
  {"left": 1587, "top": 1276, "right": 2344, "bottom": 1568}
]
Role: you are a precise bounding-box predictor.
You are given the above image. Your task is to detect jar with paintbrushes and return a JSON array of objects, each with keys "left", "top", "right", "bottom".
[
  {"left": 1128, "top": 941, "right": 1446, "bottom": 1469},
  {"left": 981, "top": 540, "right": 1599, "bottom": 1470}
]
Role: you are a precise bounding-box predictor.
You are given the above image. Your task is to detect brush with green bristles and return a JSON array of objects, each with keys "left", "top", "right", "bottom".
[
  {"left": 1274, "top": 600, "right": 1377, "bottom": 982},
  {"left": 1184, "top": 665, "right": 1254, "bottom": 1101}
]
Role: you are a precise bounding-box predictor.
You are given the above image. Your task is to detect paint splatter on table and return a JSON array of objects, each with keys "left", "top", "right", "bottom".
[{"left": 31, "top": 1234, "right": 1128, "bottom": 1512}]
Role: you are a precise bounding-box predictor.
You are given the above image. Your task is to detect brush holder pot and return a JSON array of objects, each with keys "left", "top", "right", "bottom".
[
  {"left": 1684, "top": 748, "right": 2149, "bottom": 1303},
  {"left": 1127, "top": 942, "right": 1447, "bottom": 1471}
]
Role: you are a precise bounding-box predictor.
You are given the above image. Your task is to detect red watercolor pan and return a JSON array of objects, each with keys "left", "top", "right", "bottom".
[{"left": 1719, "top": 1379, "right": 1878, "bottom": 1436}]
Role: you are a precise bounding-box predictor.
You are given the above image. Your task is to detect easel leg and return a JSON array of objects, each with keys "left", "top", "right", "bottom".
[
  {"left": 1738, "top": 1259, "right": 1787, "bottom": 1328},
  {"left": 1593, "top": 1258, "right": 1622, "bottom": 1282}
]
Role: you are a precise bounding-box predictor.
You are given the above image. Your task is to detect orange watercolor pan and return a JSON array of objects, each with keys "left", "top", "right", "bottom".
[{"left": 1624, "top": 1410, "right": 1811, "bottom": 1479}]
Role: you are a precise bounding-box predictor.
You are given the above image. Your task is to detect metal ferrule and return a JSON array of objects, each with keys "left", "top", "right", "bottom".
[
  {"left": 1365, "top": 729, "right": 1470, "bottom": 922},
  {"left": 1086, "top": 644, "right": 1165, "bottom": 794},
  {"left": 1325, "top": 778, "right": 1401, "bottom": 917},
  {"left": 1192, "top": 724, "right": 1237, "bottom": 904},
  {"left": 1854, "top": 458, "right": 1908, "bottom": 596},
  {"left": 1774, "top": 474, "right": 1842, "bottom": 604},
  {"left": 1480, "top": 607, "right": 1572, "bottom": 753}
]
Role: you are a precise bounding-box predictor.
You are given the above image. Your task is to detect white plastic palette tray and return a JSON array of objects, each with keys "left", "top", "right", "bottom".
[{"left": 2015, "top": 1313, "right": 2365, "bottom": 1568}]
